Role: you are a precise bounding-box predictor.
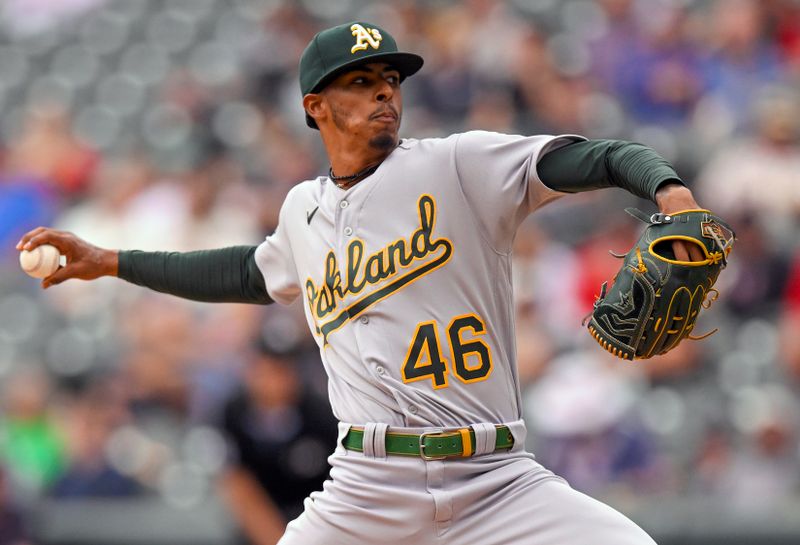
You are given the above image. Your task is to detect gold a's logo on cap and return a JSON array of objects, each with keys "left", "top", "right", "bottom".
[{"left": 350, "top": 24, "right": 382, "bottom": 54}]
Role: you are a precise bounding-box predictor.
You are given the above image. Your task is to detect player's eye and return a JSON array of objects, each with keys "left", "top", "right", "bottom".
[
  {"left": 351, "top": 76, "right": 367, "bottom": 84},
  {"left": 386, "top": 74, "right": 400, "bottom": 84}
]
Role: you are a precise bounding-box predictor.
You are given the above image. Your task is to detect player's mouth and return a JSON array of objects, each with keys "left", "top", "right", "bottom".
[{"left": 370, "top": 108, "right": 398, "bottom": 123}]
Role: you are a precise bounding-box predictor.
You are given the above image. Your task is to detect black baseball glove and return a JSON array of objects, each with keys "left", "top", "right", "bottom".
[{"left": 586, "top": 208, "right": 735, "bottom": 360}]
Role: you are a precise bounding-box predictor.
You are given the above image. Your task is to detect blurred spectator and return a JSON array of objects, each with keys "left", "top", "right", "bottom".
[
  {"left": 690, "top": 426, "right": 734, "bottom": 496},
  {"left": 512, "top": 222, "right": 583, "bottom": 345},
  {"left": 574, "top": 218, "right": 640, "bottom": 312},
  {"left": 696, "top": 86, "right": 800, "bottom": 246},
  {"left": 712, "top": 386, "right": 799, "bottom": 514},
  {"left": 771, "top": 0, "right": 800, "bottom": 70},
  {"left": 590, "top": 0, "right": 638, "bottom": 90},
  {"left": 466, "top": 0, "right": 528, "bottom": 85},
  {"left": 525, "top": 350, "right": 659, "bottom": 496},
  {"left": 707, "top": 212, "right": 791, "bottom": 317},
  {"left": 2, "top": 0, "right": 108, "bottom": 36},
  {"left": 512, "top": 31, "right": 586, "bottom": 134},
  {"left": 413, "top": 5, "right": 480, "bottom": 125},
  {"left": 0, "top": 466, "right": 31, "bottom": 545},
  {"left": 121, "top": 297, "right": 194, "bottom": 425},
  {"left": 245, "top": 111, "right": 321, "bottom": 192},
  {"left": 0, "top": 369, "right": 66, "bottom": 495},
  {"left": 0, "top": 172, "right": 58, "bottom": 263},
  {"left": 118, "top": 155, "right": 261, "bottom": 254},
  {"left": 217, "top": 336, "right": 337, "bottom": 545},
  {"left": 46, "top": 157, "right": 153, "bottom": 314},
  {"left": 243, "top": 3, "right": 317, "bottom": 110},
  {"left": 514, "top": 309, "right": 556, "bottom": 388},
  {"left": 49, "top": 377, "right": 141, "bottom": 498},
  {"left": 780, "top": 252, "right": 800, "bottom": 381},
  {"left": 4, "top": 104, "right": 97, "bottom": 195},
  {"left": 639, "top": 338, "right": 705, "bottom": 384},
  {"left": 56, "top": 157, "right": 153, "bottom": 250},
  {"left": 186, "top": 303, "right": 264, "bottom": 422},
  {"left": 701, "top": 0, "right": 785, "bottom": 130},
  {"left": 465, "top": 90, "right": 516, "bottom": 133},
  {"left": 611, "top": 4, "right": 704, "bottom": 125}
]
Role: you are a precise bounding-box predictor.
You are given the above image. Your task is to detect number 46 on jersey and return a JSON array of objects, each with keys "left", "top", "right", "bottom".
[{"left": 402, "top": 313, "right": 493, "bottom": 389}]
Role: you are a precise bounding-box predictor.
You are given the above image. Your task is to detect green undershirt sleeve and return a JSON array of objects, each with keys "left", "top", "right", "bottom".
[
  {"left": 537, "top": 139, "right": 684, "bottom": 201},
  {"left": 118, "top": 246, "right": 272, "bottom": 304}
]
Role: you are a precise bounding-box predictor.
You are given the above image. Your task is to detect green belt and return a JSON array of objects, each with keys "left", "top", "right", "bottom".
[{"left": 343, "top": 425, "right": 514, "bottom": 460}]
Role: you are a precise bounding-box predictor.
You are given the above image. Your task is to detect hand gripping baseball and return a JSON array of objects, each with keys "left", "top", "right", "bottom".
[{"left": 16, "top": 227, "right": 117, "bottom": 289}]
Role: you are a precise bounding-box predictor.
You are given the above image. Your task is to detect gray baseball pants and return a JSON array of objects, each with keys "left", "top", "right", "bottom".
[{"left": 278, "top": 420, "right": 657, "bottom": 545}]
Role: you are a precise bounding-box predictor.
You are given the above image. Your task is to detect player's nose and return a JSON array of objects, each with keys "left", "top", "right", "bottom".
[{"left": 374, "top": 80, "right": 394, "bottom": 102}]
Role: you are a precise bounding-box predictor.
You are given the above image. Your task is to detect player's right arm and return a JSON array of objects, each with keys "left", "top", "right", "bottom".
[{"left": 15, "top": 228, "right": 272, "bottom": 304}]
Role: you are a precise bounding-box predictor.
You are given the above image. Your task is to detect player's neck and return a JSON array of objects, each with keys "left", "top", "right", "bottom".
[
  {"left": 329, "top": 149, "right": 391, "bottom": 178},
  {"left": 325, "top": 135, "right": 398, "bottom": 185}
]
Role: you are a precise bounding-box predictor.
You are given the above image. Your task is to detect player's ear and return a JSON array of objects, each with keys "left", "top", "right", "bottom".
[{"left": 303, "top": 93, "right": 326, "bottom": 126}]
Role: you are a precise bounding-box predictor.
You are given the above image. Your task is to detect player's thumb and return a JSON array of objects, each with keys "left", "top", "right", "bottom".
[{"left": 41, "top": 264, "right": 72, "bottom": 289}]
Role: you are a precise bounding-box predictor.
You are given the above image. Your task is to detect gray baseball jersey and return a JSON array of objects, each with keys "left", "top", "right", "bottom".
[
  {"left": 255, "top": 130, "right": 582, "bottom": 427},
  {"left": 256, "top": 130, "right": 658, "bottom": 545}
]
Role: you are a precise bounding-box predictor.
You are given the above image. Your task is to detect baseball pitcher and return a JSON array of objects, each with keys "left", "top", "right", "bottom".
[{"left": 19, "top": 22, "right": 726, "bottom": 545}]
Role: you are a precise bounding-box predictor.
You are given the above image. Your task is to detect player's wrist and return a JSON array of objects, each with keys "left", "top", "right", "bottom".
[
  {"left": 654, "top": 182, "right": 699, "bottom": 214},
  {"left": 100, "top": 249, "right": 120, "bottom": 277}
]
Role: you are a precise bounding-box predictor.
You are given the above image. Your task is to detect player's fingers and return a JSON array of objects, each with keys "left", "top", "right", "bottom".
[
  {"left": 20, "top": 229, "right": 69, "bottom": 252},
  {"left": 672, "top": 240, "right": 690, "bottom": 262},
  {"left": 688, "top": 243, "right": 704, "bottom": 263},
  {"left": 16, "top": 226, "right": 48, "bottom": 250},
  {"left": 21, "top": 230, "right": 81, "bottom": 260}
]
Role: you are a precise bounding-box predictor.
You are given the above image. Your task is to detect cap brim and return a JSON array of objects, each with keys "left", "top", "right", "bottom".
[{"left": 305, "top": 52, "right": 423, "bottom": 129}]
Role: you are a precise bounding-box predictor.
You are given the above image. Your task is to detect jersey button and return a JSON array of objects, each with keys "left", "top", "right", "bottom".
[
  {"left": 408, "top": 405, "right": 418, "bottom": 415},
  {"left": 344, "top": 227, "right": 353, "bottom": 236},
  {"left": 339, "top": 200, "right": 349, "bottom": 209},
  {"left": 376, "top": 366, "right": 385, "bottom": 375},
  {"left": 359, "top": 315, "right": 369, "bottom": 324}
]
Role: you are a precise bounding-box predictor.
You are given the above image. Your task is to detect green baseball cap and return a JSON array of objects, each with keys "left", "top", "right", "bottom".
[{"left": 299, "top": 21, "right": 424, "bottom": 129}]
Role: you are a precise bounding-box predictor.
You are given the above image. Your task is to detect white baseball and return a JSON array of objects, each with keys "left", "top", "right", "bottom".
[{"left": 19, "top": 244, "right": 61, "bottom": 279}]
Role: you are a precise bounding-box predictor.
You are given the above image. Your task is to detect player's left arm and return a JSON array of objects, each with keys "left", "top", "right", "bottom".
[{"left": 538, "top": 139, "right": 704, "bottom": 261}]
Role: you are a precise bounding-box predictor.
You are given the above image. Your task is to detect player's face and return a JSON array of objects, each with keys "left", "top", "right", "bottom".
[{"left": 318, "top": 63, "right": 403, "bottom": 151}]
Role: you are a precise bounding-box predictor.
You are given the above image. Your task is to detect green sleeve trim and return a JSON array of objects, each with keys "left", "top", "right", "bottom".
[
  {"left": 537, "top": 139, "right": 684, "bottom": 201},
  {"left": 118, "top": 246, "right": 272, "bottom": 305}
]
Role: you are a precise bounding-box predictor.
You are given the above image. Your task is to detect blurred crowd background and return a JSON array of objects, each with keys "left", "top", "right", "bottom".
[{"left": 1, "top": 0, "right": 799, "bottom": 544}]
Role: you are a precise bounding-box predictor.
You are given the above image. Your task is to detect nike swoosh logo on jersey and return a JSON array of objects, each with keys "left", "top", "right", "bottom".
[{"left": 306, "top": 206, "right": 319, "bottom": 225}]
